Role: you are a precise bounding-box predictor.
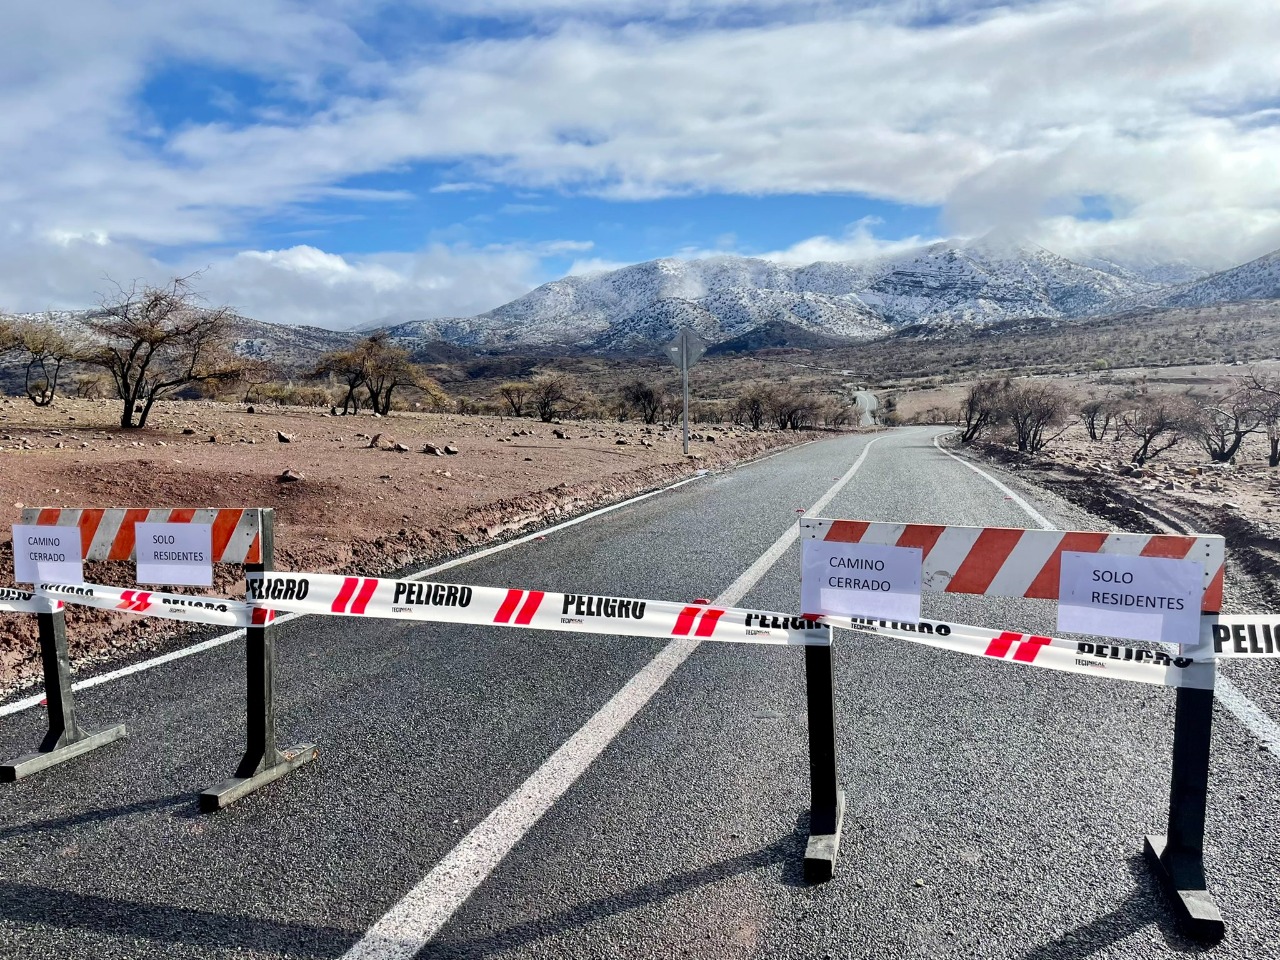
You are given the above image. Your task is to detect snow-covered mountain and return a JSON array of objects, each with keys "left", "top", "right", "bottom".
[
  {"left": 385, "top": 256, "right": 889, "bottom": 350},
  {"left": 10, "top": 239, "right": 1276, "bottom": 359},
  {"left": 1155, "top": 248, "right": 1280, "bottom": 309},
  {"left": 856, "top": 236, "right": 1156, "bottom": 326},
  {"left": 388, "top": 236, "right": 1189, "bottom": 350},
  {"left": 4, "top": 308, "right": 353, "bottom": 367}
]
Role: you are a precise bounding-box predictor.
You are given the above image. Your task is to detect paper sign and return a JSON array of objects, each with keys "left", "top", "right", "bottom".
[
  {"left": 1058, "top": 552, "right": 1202, "bottom": 644},
  {"left": 802, "top": 540, "right": 922, "bottom": 622},
  {"left": 12, "top": 524, "right": 83, "bottom": 586},
  {"left": 135, "top": 522, "right": 213, "bottom": 586}
]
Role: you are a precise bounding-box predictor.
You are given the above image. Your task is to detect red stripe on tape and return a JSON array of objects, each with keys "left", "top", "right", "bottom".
[
  {"left": 673, "top": 606, "right": 700, "bottom": 636},
  {"left": 693, "top": 608, "right": 725, "bottom": 637},
  {"left": 332, "top": 577, "right": 359, "bottom": 614},
  {"left": 984, "top": 631, "right": 1020, "bottom": 659},
  {"left": 494, "top": 589, "right": 523, "bottom": 624},
  {"left": 514, "top": 591, "right": 544, "bottom": 625},
  {"left": 1012, "top": 635, "right": 1051, "bottom": 663},
  {"left": 350, "top": 578, "right": 379, "bottom": 615}
]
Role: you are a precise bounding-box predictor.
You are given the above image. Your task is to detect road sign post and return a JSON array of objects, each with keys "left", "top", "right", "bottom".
[{"left": 664, "top": 329, "right": 706, "bottom": 456}]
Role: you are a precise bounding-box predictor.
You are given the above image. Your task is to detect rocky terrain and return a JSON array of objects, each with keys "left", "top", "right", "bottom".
[
  {"left": 972, "top": 424, "right": 1280, "bottom": 615},
  {"left": 0, "top": 397, "right": 810, "bottom": 693}
]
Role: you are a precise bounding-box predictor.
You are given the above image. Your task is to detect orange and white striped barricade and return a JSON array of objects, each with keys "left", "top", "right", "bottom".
[
  {"left": 2, "top": 507, "right": 315, "bottom": 810},
  {"left": 801, "top": 518, "right": 1227, "bottom": 941}
]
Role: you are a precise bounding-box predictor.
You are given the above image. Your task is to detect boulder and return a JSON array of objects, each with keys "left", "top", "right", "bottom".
[
  {"left": 278, "top": 469, "right": 302, "bottom": 483},
  {"left": 277, "top": 431, "right": 293, "bottom": 443}
]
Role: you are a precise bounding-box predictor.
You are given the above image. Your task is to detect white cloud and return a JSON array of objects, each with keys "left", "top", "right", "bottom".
[
  {"left": 4, "top": 0, "right": 1280, "bottom": 319},
  {"left": 755, "top": 218, "right": 937, "bottom": 264},
  {"left": 0, "top": 234, "right": 553, "bottom": 329}
]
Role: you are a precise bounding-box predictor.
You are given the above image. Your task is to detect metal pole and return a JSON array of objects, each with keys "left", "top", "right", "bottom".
[
  {"left": 682, "top": 340, "right": 690, "bottom": 456},
  {"left": 802, "top": 641, "right": 845, "bottom": 881},
  {"left": 680, "top": 358, "right": 691, "bottom": 458},
  {"left": 2, "top": 603, "right": 127, "bottom": 782},
  {"left": 1144, "top": 658, "right": 1223, "bottom": 941},
  {"left": 200, "top": 508, "right": 316, "bottom": 810}
]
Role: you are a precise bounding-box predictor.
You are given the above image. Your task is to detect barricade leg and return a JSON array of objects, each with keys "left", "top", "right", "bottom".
[
  {"left": 1, "top": 607, "right": 127, "bottom": 781},
  {"left": 199, "top": 514, "right": 316, "bottom": 811},
  {"left": 1144, "top": 672, "right": 1224, "bottom": 943},
  {"left": 803, "top": 643, "right": 845, "bottom": 881}
]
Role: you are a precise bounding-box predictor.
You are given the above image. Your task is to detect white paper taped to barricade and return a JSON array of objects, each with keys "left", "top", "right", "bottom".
[
  {"left": 245, "top": 571, "right": 831, "bottom": 647},
  {"left": 0, "top": 586, "right": 59, "bottom": 614},
  {"left": 1188, "top": 614, "right": 1280, "bottom": 659},
  {"left": 812, "top": 613, "right": 1214, "bottom": 690},
  {"left": 36, "top": 582, "right": 261, "bottom": 628}
]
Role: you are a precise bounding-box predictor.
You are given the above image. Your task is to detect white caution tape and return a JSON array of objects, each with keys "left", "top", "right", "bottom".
[
  {"left": 815, "top": 614, "right": 1215, "bottom": 690},
  {"left": 1189, "top": 614, "right": 1280, "bottom": 659},
  {"left": 246, "top": 572, "right": 831, "bottom": 647},
  {"left": 0, "top": 586, "right": 59, "bottom": 614},
  {"left": 36, "top": 582, "right": 262, "bottom": 628}
]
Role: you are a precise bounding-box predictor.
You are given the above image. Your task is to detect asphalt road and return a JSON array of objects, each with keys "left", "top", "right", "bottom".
[{"left": 1, "top": 426, "right": 1277, "bottom": 960}]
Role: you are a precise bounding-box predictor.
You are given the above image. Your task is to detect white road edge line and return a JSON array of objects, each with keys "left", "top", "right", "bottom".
[
  {"left": 1, "top": 473, "right": 706, "bottom": 719},
  {"left": 932, "top": 431, "right": 1280, "bottom": 756},
  {"left": 341, "top": 435, "right": 883, "bottom": 960}
]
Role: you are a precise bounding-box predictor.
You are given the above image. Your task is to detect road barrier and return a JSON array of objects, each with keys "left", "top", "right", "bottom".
[
  {"left": 802, "top": 517, "right": 1228, "bottom": 942},
  {"left": 1, "top": 508, "right": 1265, "bottom": 938},
  {"left": 1, "top": 507, "right": 316, "bottom": 810}
]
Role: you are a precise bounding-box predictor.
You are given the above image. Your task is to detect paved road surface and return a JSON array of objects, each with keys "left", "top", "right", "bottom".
[{"left": 1, "top": 427, "right": 1277, "bottom": 959}]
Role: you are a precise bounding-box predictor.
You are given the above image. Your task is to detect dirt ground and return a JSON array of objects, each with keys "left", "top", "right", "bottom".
[{"left": 0, "top": 397, "right": 809, "bottom": 692}]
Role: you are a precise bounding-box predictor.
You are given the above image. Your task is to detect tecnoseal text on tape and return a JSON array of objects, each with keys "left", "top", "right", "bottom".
[
  {"left": 245, "top": 571, "right": 831, "bottom": 647},
  {"left": 814, "top": 613, "right": 1215, "bottom": 690}
]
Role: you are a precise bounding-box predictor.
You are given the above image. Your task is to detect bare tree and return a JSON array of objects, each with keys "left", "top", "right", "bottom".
[
  {"left": 360, "top": 333, "right": 437, "bottom": 415},
  {"left": 959, "top": 379, "right": 1009, "bottom": 443},
  {"left": 1241, "top": 370, "right": 1280, "bottom": 467},
  {"left": 17, "top": 318, "right": 77, "bottom": 407},
  {"left": 765, "top": 385, "right": 815, "bottom": 431},
  {"left": 529, "top": 374, "right": 580, "bottom": 422},
  {"left": 1004, "top": 382, "right": 1067, "bottom": 453},
  {"left": 733, "top": 384, "right": 770, "bottom": 430},
  {"left": 1185, "top": 387, "right": 1264, "bottom": 462},
  {"left": 622, "top": 380, "right": 665, "bottom": 425},
  {"left": 81, "top": 275, "right": 245, "bottom": 428},
  {"left": 498, "top": 381, "right": 531, "bottom": 418},
  {"left": 1079, "top": 396, "right": 1118, "bottom": 441},
  {"left": 1120, "top": 396, "right": 1191, "bottom": 465},
  {"left": 313, "top": 345, "right": 368, "bottom": 414}
]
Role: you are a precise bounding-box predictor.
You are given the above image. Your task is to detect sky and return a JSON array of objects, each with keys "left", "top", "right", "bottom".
[{"left": 3, "top": 0, "right": 1279, "bottom": 329}]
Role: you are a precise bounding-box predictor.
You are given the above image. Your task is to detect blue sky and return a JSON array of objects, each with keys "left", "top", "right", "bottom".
[{"left": 3, "top": 0, "right": 1278, "bottom": 328}]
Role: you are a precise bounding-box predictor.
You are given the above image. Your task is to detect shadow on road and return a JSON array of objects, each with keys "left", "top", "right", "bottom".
[
  {"left": 1022, "top": 856, "right": 1216, "bottom": 959},
  {"left": 0, "top": 793, "right": 201, "bottom": 840},
  {"left": 422, "top": 817, "right": 811, "bottom": 958},
  {"left": 0, "top": 879, "right": 353, "bottom": 957}
]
